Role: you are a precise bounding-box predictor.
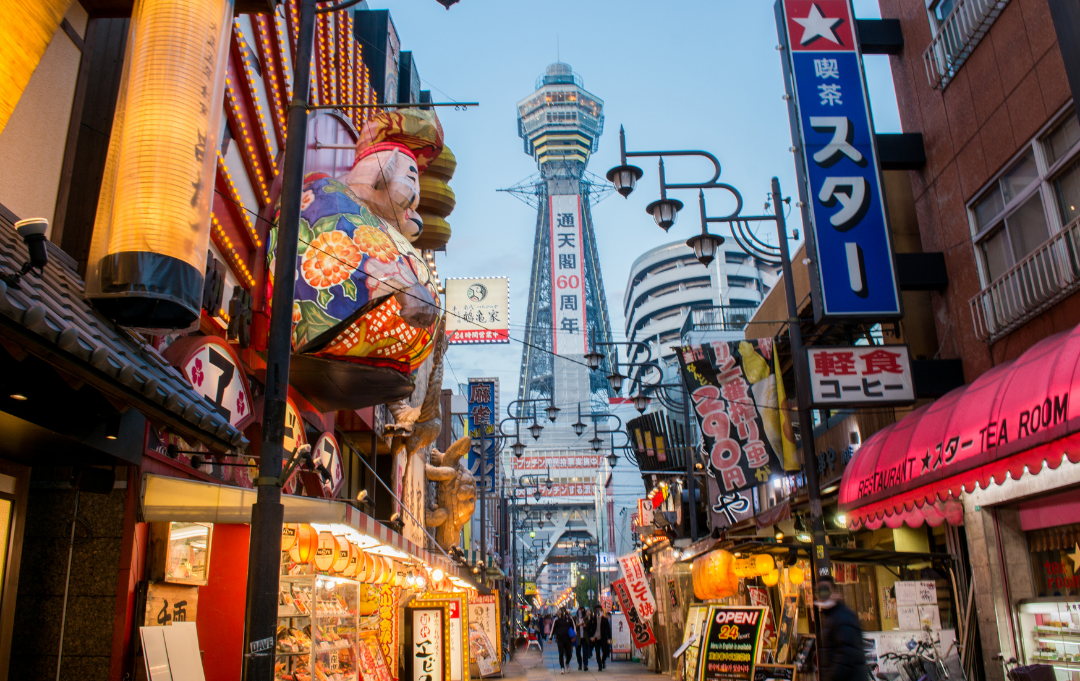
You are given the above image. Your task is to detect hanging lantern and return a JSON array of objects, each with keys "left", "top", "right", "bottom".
[
  {"left": 692, "top": 549, "right": 739, "bottom": 600},
  {"left": 313, "top": 531, "right": 337, "bottom": 571},
  {"left": 331, "top": 535, "right": 351, "bottom": 573},
  {"left": 733, "top": 554, "right": 775, "bottom": 579},
  {"left": 85, "top": 0, "right": 234, "bottom": 328},
  {"left": 788, "top": 566, "right": 805, "bottom": 585},
  {"left": 380, "top": 557, "right": 395, "bottom": 585},
  {"left": 354, "top": 550, "right": 370, "bottom": 582},
  {"left": 282, "top": 523, "right": 299, "bottom": 552},
  {"left": 288, "top": 524, "right": 318, "bottom": 564},
  {"left": 392, "top": 561, "right": 406, "bottom": 587},
  {"left": 762, "top": 569, "right": 780, "bottom": 587},
  {"left": 341, "top": 543, "right": 361, "bottom": 578},
  {"left": 365, "top": 552, "right": 382, "bottom": 584}
]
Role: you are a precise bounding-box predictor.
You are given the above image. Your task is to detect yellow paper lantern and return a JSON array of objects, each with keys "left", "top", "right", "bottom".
[
  {"left": 692, "top": 550, "right": 739, "bottom": 600},
  {"left": 288, "top": 524, "right": 318, "bottom": 564},
  {"left": 313, "top": 531, "right": 337, "bottom": 571},
  {"left": 281, "top": 523, "right": 299, "bottom": 552},
  {"left": 341, "top": 542, "right": 360, "bottom": 578},
  {"left": 762, "top": 569, "right": 780, "bottom": 587},
  {"left": 86, "top": 0, "right": 234, "bottom": 328},
  {"left": 331, "top": 535, "right": 350, "bottom": 573},
  {"left": 788, "top": 566, "right": 805, "bottom": 585}
]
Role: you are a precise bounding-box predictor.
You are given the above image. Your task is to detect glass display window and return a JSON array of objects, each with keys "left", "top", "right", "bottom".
[
  {"left": 164, "top": 522, "right": 212, "bottom": 586},
  {"left": 1029, "top": 522, "right": 1080, "bottom": 599},
  {"left": 1018, "top": 598, "right": 1080, "bottom": 679}
]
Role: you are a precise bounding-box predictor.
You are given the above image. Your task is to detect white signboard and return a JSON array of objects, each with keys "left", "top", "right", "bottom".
[
  {"left": 611, "top": 611, "right": 632, "bottom": 654},
  {"left": 807, "top": 345, "right": 915, "bottom": 407},
  {"left": 617, "top": 552, "right": 658, "bottom": 619},
  {"left": 513, "top": 454, "right": 602, "bottom": 471},
  {"left": 550, "top": 194, "right": 587, "bottom": 355},
  {"left": 449, "top": 600, "right": 463, "bottom": 681},
  {"left": 412, "top": 608, "right": 444, "bottom": 681},
  {"left": 445, "top": 277, "right": 509, "bottom": 344}
]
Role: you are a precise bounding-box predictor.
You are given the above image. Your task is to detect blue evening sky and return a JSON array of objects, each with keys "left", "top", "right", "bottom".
[{"left": 365, "top": 0, "right": 900, "bottom": 402}]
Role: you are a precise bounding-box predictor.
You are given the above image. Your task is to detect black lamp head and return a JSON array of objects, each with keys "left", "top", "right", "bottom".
[
  {"left": 605, "top": 164, "right": 643, "bottom": 198},
  {"left": 687, "top": 231, "right": 725, "bottom": 267},
  {"left": 646, "top": 198, "right": 683, "bottom": 231}
]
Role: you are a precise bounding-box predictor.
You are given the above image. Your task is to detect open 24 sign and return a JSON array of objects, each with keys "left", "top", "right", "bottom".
[{"left": 779, "top": 0, "right": 902, "bottom": 322}]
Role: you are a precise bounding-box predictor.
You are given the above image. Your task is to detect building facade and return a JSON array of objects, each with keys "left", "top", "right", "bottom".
[{"left": 623, "top": 240, "right": 778, "bottom": 373}]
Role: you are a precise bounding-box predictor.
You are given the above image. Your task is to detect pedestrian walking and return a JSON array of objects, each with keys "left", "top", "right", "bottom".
[
  {"left": 580, "top": 609, "right": 596, "bottom": 671},
  {"left": 594, "top": 605, "right": 611, "bottom": 671},
  {"left": 574, "top": 607, "right": 588, "bottom": 670},
  {"left": 550, "top": 607, "right": 576, "bottom": 674},
  {"left": 815, "top": 575, "right": 869, "bottom": 681}
]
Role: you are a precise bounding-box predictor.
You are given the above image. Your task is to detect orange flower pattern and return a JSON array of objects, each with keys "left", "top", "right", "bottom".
[
  {"left": 352, "top": 224, "right": 398, "bottom": 263},
  {"left": 301, "top": 230, "right": 363, "bottom": 289}
]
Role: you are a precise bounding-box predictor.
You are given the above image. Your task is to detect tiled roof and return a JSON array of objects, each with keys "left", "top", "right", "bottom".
[{"left": 0, "top": 220, "right": 247, "bottom": 452}]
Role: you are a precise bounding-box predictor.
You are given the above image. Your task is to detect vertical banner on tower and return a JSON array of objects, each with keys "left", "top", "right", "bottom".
[
  {"left": 550, "top": 194, "right": 588, "bottom": 355},
  {"left": 778, "top": 0, "right": 901, "bottom": 322},
  {"left": 466, "top": 378, "right": 499, "bottom": 491}
]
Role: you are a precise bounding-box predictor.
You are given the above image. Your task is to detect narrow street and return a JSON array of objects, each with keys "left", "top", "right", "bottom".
[{"left": 500, "top": 648, "right": 658, "bottom": 681}]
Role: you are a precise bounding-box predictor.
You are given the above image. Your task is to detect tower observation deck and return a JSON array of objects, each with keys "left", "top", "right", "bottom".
[{"left": 514, "top": 63, "right": 615, "bottom": 412}]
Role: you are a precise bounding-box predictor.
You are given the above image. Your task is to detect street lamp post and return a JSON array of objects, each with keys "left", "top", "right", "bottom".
[{"left": 607, "top": 129, "right": 833, "bottom": 581}]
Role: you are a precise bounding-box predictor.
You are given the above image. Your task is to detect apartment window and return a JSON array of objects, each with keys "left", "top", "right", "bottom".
[
  {"left": 969, "top": 110, "right": 1080, "bottom": 285},
  {"left": 725, "top": 252, "right": 747, "bottom": 265},
  {"left": 928, "top": 0, "right": 958, "bottom": 27},
  {"left": 728, "top": 276, "right": 759, "bottom": 289}
]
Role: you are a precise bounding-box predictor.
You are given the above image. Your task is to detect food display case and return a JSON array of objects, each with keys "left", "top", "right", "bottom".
[
  {"left": 276, "top": 575, "right": 360, "bottom": 681},
  {"left": 1018, "top": 598, "right": 1080, "bottom": 679}
]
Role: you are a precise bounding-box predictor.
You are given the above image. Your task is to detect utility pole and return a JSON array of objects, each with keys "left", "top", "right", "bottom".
[
  {"left": 242, "top": 0, "right": 316, "bottom": 678},
  {"left": 770, "top": 176, "right": 831, "bottom": 581}
]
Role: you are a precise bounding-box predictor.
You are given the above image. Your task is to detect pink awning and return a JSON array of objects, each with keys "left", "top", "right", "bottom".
[{"left": 839, "top": 324, "right": 1080, "bottom": 530}]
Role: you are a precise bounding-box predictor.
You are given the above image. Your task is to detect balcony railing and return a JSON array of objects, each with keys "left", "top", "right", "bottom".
[
  {"left": 970, "top": 216, "right": 1080, "bottom": 343},
  {"left": 679, "top": 305, "right": 759, "bottom": 339},
  {"left": 923, "top": 0, "right": 1010, "bottom": 89}
]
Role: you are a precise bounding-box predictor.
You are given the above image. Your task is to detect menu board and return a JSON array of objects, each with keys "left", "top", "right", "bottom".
[
  {"left": 468, "top": 622, "right": 497, "bottom": 677},
  {"left": 611, "top": 611, "right": 632, "bottom": 654},
  {"left": 754, "top": 665, "right": 796, "bottom": 681},
  {"left": 696, "top": 606, "right": 767, "bottom": 681},
  {"left": 358, "top": 630, "right": 394, "bottom": 681}
]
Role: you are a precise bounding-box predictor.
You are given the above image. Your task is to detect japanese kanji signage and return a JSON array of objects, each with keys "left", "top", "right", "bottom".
[
  {"left": 697, "top": 606, "right": 766, "bottom": 681},
  {"left": 445, "top": 278, "right": 510, "bottom": 344},
  {"left": 550, "top": 194, "right": 588, "bottom": 355},
  {"left": 512, "top": 482, "right": 595, "bottom": 499},
  {"left": 612, "top": 578, "right": 656, "bottom": 648},
  {"left": 807, "top": 345, "right": 915, "bottom": 406},
  {"left": 779, "top": 0, "right": 902, "bottom": 321},
  {"left": 466, "top": 378, "right": 499, "bottom": 491},
  {"left": 512, "top": 454, "right": 602, "bottom": 471},
  {"left": 678, "top": 340, "right": 786, "bottom": 528},
  {"left": 409, "top": 607, "right": 448, "bottom": 681},
  {"left": 144, "top": 582, "right": 199, "bottom": 626},
  {"left": 617, "top": 553, "right": 658, "bottom": 620}
]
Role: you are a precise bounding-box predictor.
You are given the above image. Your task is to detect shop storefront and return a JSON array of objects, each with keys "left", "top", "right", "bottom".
[
  {"left": 137, "top": 474, "right": 486, "bottom": 681},
  {"left": 840, "top": 323, "right": 1080, "bottom": 681}
]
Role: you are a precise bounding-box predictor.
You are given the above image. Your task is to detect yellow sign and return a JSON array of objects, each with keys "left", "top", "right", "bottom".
[{"left": 524, "top": 581, "right": 537, "bottom": 596}]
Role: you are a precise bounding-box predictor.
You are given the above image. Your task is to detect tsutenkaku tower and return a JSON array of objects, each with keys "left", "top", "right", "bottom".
[
  {"left": 511, "top": 63, "right": 616, "bottom": 599},
  {"left": 516, "top": 63, "right": 615, "bottom": 420}
]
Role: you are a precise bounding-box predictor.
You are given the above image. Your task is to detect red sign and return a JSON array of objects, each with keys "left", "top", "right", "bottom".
[
  {"left": 807, "top": 345, "right": 914, "bottom": 407},
  {"left": 783, "top": 0, "right": 856, "bottom": 52},
  {"left": 611, "top": 578, "right": 655, "bottom": 648},
  {"left": 301, "top": 432, "right": 344, "bottom": 498},
  {"left": 513, "top": 482, "right": 595, "bottom": 498}
]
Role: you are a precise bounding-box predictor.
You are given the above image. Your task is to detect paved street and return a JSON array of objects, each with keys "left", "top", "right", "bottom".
[{"left": 500, "top": 646, "right": 658, "bottom": 681}]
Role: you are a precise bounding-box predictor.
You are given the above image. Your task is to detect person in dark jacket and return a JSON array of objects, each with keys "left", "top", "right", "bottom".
[
  {"left": 816, "top": 576, "right": 869, "bottom": 681},
  {"left": 593, "top": 606, "right": 612, "bottom": 671},
  {"left": 550, "top": 608, "right": 575, "bottom": 673},
  {"left": 580, "top": 609, "right": 597, "bottom": 671}
]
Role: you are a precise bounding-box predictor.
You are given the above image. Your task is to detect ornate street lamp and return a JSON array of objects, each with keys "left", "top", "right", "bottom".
[
  {"left": 584, "top": 349, "right": 605, "bottom": 370},
  {"left": 512, "top": 441, "right": 527, "bottom": 458},
  {"left": 545, "top": 403, "right": 561, "bottom": 422},
  {"left": 632, "top": 393, "right": 649, "bottom": 413}
]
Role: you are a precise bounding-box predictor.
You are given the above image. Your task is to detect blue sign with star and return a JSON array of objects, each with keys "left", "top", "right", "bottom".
[{"left": 780, "top": 0, "right": 902, "bottom": 320}]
